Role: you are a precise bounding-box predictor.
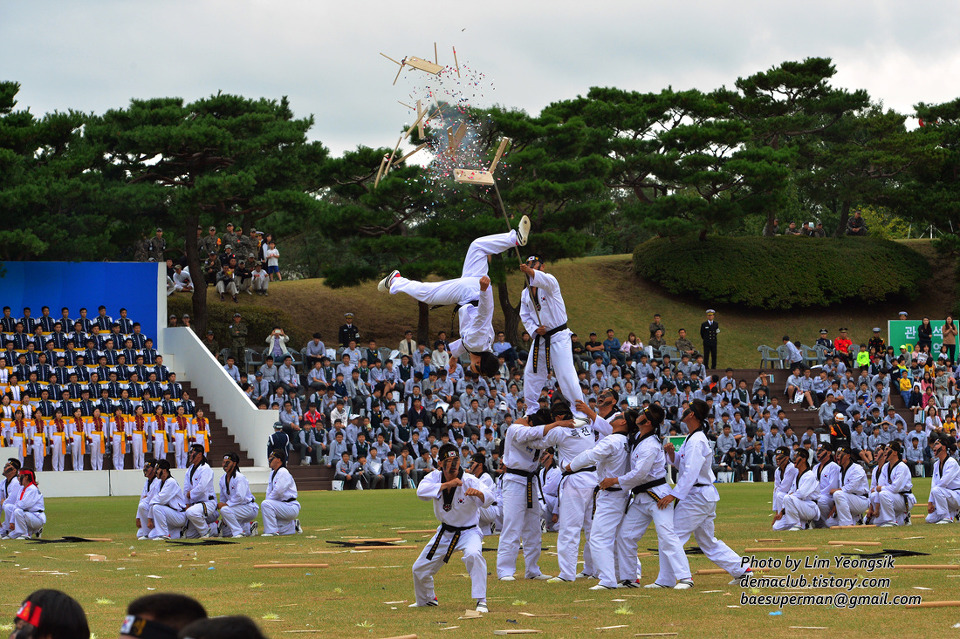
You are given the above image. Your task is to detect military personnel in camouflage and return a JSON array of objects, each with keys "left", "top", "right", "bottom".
[
  {"left": 200, "top": 226, "right": 221, "bottom": 259},
  {"left": 146, "top": 227, "right": 167, "bottom": 262},
  {"left": 675, "top": 328, "right": 699, "bottom": 358},
  {"left": 203, "top": 330, "right": 219, "bottom": 357},
  {"left": 229, "top": 312, "right": 248, "bottom": 363}
]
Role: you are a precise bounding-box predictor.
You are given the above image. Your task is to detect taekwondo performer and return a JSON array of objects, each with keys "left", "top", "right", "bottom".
[
  {"left": 600, "top": 406, "right": 694, "bottom": 589},
  {"left": 925, "top": 435, "right": 960, "bottom": 524},
  {"left": 516, "top": 395, "right": 597, "bottom": 583},
  {"left": 136, "top": 460, "right": 160, "bottom": 539},
  {"left": 829, "top": 445, "right": 870, "bottom": 527},
  {"left": 183, "top": 444, "right": 217, "bottom": 537},
  {"left": 657, "top": 399, "right": 748, "bottom": 586},
  {"left": 519, "top": 255, "right": 587, "bottom": 420},
  {"left": 496, "top": 411, "right": 552, "bottom": 581},
  {"left": 812, "top": 443, "right": 841, "bottom": 528},
  {"left": 773, "top": 448, "right": 820, "bottom": 531},
  {"left": 771, "top": 446, "right": 797, "bottom": 515},
  {"left": 380, "top": 220, "right": 530, "bottom": 379},
  {"left": 875, "top": 441, "right": 915, "bottom": 527},
  {"left": 217, "top": 452, "right": 259, "bottom": 537},
  {"left": 410, "top": 443, "right": 493, "bottom": 613},
  {"left": 570, "top": 390, "right": 642, "bottom": 590}
]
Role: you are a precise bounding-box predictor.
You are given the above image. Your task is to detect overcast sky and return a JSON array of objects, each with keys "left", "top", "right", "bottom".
[{"left": 4, "top": 1, "right": 960, "bottom": 156}]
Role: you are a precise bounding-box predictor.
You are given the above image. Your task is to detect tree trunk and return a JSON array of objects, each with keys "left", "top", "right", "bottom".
[
  {"left": 698, "top": 228, "right": 708, "bottom": 241},
  {"left": 416, "top": 301, "right": 430, "bottom": 346},
  {"left": 834, "top": 201, "right": 851, "bottom": 237},
  {"left": 497, "top": 279, "right": 522, "bottom": 345},
  {"left": 762, "top": 212, "right": 777, "bottom": 236},
  {"left": 185, "top": 213, "right": 208, "bottom": 337}
]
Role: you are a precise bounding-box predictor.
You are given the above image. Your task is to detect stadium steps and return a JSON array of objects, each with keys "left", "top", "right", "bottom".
[
  {"left": 285, "top": 451, "right": 335, "bottom": 491},
  {"left": 180, "top": 381, "right": 253, "bottom": 466},
  {"left": 707, "top": 368, "right": 914, "bottom": 434}
]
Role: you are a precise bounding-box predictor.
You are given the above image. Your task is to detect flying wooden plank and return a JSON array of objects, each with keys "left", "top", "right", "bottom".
[
  {"left": 454, "top": 169, "right": 495, "bottom": 185},
  {"left": 447, "top": 123, "right": 467, "bottom": 154},
  {"left": 488, "top": 137, "right": 511, "bottom": 173},
  {"left": 416, "top": 100, "right": 425, "bottom": 138},
  {"left": 253, "top": 563, "right": 329, "bottom": 569},
  {"left": 394, "top": 143, "right": 428, "bottom": 166},
  {"left": 374, "top": 154, "right": 390, "bottom": 188},
  {"left": 405, "top": 56, "right": 443, "bottom": 75}
]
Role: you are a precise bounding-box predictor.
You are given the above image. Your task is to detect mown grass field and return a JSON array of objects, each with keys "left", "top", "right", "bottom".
[
  {"left": 4, "top": 479, "right": 960, "bottom": 639},
  {"left": 174, "top": 240, "right": 957, "bottom": 370}
]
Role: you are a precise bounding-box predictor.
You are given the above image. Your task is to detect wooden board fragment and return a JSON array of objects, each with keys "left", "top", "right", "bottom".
[
  {"left": 894, "top": 564, "right": 960, "bottom": 570},
  {"left": 454, "top": 169, "right": 495, "bottom": 185},
  {"left": 827, "top": 541, "right": 881, "bottom": 546},
  {"left": 405, "top": 56, "right": 443, "bottom": 74},
  {"left": 905, "top": 600, "right": 960, "bottom": 608},
  {"left": 253, "top": 563, "right": 329, "bottom": 569},
  {"left": 488, "top": 138, "right": 510, "bottom": 173},
  {"left": 743, "top": 547, "right": 817, "bottom": 553}
]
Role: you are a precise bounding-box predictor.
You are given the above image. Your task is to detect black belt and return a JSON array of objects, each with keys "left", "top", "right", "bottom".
[
  {"left": 453, "top": 299, "right": 479, "bottom": 313},
  {"left": 532, "top": 323, "right": 568, "bottom": 374},
  {"left": 562, "top": 466, "right": 596, "bottom": 477},
  {"left": 426, "top": 523, "right": 476, "bottom": 563},
  {"left": 591, "top": 484, "right": 624, "bottom": 518},
  {"left": 694, "top": 483, "right": 710, "bottom": 488},
  {"left": 505, "top": 468, "right": 538, "bottom": 508},
  {"left": 627, "top": 476, "right": 667, "bottom": 512},
  {"left": 283, "top": 498, "right": 298, "bottom": 503}
]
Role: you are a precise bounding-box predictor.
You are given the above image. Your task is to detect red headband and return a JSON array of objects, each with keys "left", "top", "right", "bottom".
[{"left": 16, "top": 600, "right": 43, "bottom": 627}]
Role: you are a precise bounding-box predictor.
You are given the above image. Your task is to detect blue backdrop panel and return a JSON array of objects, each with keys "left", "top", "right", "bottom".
[{"left": 0, "top": 262, "right": 159, "bottom": 340}]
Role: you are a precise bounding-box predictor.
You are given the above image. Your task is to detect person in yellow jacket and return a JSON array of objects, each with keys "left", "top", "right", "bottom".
[
  {"left": 70, "top": 408, "right": 86, "bottom": 471},
  {"left": 48, "top": 409, "right": 69, "bottom": 472},
  {"left": 855, "top": 344, "right": 870, "bottom": 370},
  {"left": 86, "top": 409, "right": 107, "bottom": 471}
]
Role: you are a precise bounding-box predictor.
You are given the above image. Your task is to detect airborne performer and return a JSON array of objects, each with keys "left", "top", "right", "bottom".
[{"left": 379, "top": 219, "right": 530, "bottom": 378}]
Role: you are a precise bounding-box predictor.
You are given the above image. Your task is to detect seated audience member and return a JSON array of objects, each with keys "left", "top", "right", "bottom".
[
  {"left": 15, "top": 589, "right": 89, "bottom": 639},
  {"left": 120, "top": 593, "right": 207, "bottom": 639}
]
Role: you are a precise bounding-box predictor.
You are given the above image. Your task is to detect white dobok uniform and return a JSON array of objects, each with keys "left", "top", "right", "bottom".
[
  {"left": 496, "top": 422, "right": 546, "bottom": 579},
  {"left": 262, "top": 466, "right": 300, "bottom": 535},
  {"left": 875, "top": 460, "right": 916, "bottom": 526},
  {"left": 390, "top": 231, "right": 518, "bottom": 361},
  {"left": 7, "top": 483, "right": 45, "bottom": 539},
  {"left": 618, "top": 432, "right": 691, "bottom": 586},
  {"left": 926, "top": 456, "right": 960, "bottom": 524},
  {"left": 218, "top": 471, "right": 259, "bottom": 537},
  {"left": 520, "top": 269, "right": 586, "bottom": 419},
  {"left": 658, "top": 428, "right": 745, "bottom": 584},
  {"left": 569, "top": 413, "right": 637, "bottom": 588},
  {"left": 832, "top": 462, "right": 869, "bottom": 527},
  {"left": 412, "top": 469, "right": 493, "bottom": 605},
  {"left": 529, "top": 421, "right": 597, "bottom": 581},
  {"left": 148, "top": 475, "right": 185, "bottom": 539},
  {"left": 773, "top": 467, "right": 821, "bottom": 530},
  {"left": 183, "top": 461, "right": 217, "bottom": 537},
  {"left": 813, "top": 460, "right": 841, "bottom": 528},
  {"left": 137, "top": 476, "right": 161, "bottom": 539},
  {"left": 772, "top": 463, "right": 798, "bottom": 513}
]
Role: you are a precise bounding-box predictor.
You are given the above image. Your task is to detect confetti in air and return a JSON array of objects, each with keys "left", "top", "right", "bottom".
[{"left": 377, "top": 47, "right": 508, "bottom": 197}]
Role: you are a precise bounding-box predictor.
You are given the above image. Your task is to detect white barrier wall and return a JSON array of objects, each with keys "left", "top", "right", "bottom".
[
  {"left": 161, "top": 326, "right": 275, "bottom": 466},
  {"left": 37, "top": 467, "right": 275, "bottom": 498}
]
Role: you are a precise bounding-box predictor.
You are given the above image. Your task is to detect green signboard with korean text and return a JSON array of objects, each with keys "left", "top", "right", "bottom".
[{"left": 886, "top": 320, "right": 945, "bottom": 353}]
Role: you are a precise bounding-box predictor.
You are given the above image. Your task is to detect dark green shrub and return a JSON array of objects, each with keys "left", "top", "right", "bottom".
[
  {"left": 167, "top": 296, "right": 296, "bottom": 351},
  {"left": 633, "top": 236, "right": 931, "bottom": 310}
]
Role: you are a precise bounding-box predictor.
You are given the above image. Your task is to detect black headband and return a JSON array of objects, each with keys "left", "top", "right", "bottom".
[{"left": 120, "top": 615, "right": 178, "bottom": 639}]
